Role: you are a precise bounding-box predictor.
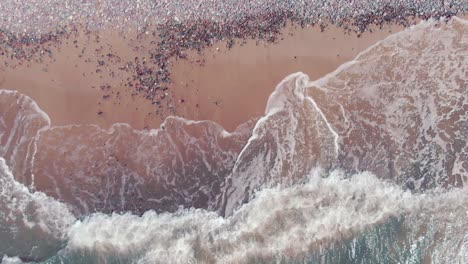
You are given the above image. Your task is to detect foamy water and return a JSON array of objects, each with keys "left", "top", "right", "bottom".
[{"left": 0, "top": 17, "right": 467, "bottom": 263}]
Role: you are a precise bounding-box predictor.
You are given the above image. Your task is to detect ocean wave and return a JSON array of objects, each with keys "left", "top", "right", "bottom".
[
  {"left": 0, "top": 158, "right": 74, "bottom": 262},
  {"left": 0, "top": 17, "right": 467, "bottom": 263},
  {"left": 1, "top": 159, "right": 466, "bottom": 263},
  {"left": 63, "top": 171, "right": 467, "bottom": 264},
  {"left": 223, "top": 17, "right": 467, "bottom": 215}
]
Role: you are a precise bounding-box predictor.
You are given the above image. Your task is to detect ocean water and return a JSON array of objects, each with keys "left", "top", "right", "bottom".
[{"left": 0, "top": 17, "right": 467, "bottom": 263}]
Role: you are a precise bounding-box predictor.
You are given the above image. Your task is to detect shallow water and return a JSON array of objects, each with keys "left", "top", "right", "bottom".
[{"left": 0, "top": 17, "right": 467, "bottom": 263}]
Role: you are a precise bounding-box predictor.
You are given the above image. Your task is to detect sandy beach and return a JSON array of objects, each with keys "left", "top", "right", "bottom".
[
  {"left": 0, "top": 22, "right": 405, "bottom": 131},
  {"left": 1, "top": 0, "right": 467, "bottom": 262}
]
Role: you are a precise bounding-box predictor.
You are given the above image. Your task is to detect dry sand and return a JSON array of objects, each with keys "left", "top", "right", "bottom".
[{"left": 0, "top": 23, "right": 405, "bottom": 131}]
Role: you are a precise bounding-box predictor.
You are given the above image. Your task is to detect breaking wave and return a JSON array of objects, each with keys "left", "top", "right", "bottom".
[
  {"left": 1, "top": 158, "right": 467, "bottom": 263},
  {"left": 0, "top": 17, "right": 467, "bottom": 263}
]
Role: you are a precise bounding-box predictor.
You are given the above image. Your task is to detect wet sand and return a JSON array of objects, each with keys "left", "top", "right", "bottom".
[
  {"left": 0, "top": 23, "right": 405, "bottom": 131},
  {"left": 169, "top": 23, "right": 406, "bottom": 131}
]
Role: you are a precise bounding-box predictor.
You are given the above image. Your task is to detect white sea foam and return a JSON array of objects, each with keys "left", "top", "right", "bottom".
[
  {"left": 64, "top": 170, "right": 468, "bottom": 264},
  {"left": 0, "top": 157, "right": 75, "bottom": 261},
  {"left": 0, "top": 90, "right": 51, "bottom": 185},
  {"left": 303, "top": 16, "right": 468, "bottom": 190},
  {"left": 1, "top": 255, "right": 24, "bottom": 264}
]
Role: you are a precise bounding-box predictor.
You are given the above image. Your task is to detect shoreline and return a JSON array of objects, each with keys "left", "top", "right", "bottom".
[{"left": 1, "top": 15, "right": 466, "bottom": 131}]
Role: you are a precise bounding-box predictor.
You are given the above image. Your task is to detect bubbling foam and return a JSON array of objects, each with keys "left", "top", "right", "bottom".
[
  {"left": 0, "top": 158, "right": 74, "bottom": 262},
  {"left": 62, "top": 170, "right": 468, "bottom": 264}
]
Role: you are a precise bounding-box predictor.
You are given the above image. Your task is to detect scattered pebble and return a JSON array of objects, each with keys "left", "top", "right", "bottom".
[{"left": 0, "top": 0, "right": 465, "bottom": 117}]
